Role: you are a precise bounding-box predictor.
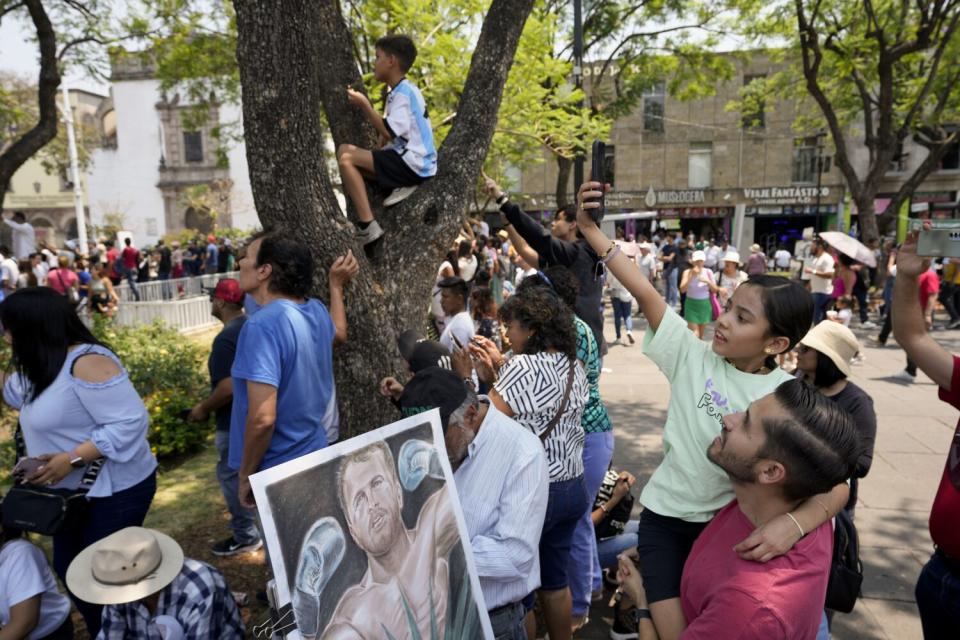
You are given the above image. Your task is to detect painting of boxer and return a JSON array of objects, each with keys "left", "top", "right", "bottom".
[{"left": 250, "top": 410, "right": 493, "bottom": 640}]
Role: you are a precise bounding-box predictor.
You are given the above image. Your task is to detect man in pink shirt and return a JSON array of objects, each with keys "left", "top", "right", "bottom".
[{"left": 616, "top": 379, "right": 861, "bottom": 639}]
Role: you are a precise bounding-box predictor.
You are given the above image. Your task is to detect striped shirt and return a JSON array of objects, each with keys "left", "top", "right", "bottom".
[
  {"left": 99, "top": 559, "right": 244, "bottom": 639},
  {"left": 575, "top": 316, "right": 612, "bottom": 433},
  {"left": 494, "top": 352, "right": 588, "bottom": 482},
  {"left": 454, "top": 400, "right": 549, "bottom": 609}
]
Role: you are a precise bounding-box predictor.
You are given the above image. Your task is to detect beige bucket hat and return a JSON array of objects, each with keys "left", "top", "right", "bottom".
[
  {"left": 799, "top": 320, "right": 860, "bottom": 377},
  {"left": 66, "top": 527, "right": 184, "bottom": 605}
]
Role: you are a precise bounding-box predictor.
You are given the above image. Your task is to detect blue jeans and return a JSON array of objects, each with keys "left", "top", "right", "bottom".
[
  {"left": 882, "top": 276, "right": 895, "bottom": 316},
  {"left": 816, "top": 610, "right": 830, "bottom": 640},
  {"left": 53, "top": 471, "right": 156, "bottom": 636},
  {"left": 488, "top": 601, "right": 527, "bottom": 640},
  {"left": 123, "top": 266, "right": 141, "bottom": 301},
  {"left": 813, "top": 292, "right": 832, "bottom": 324},
  {"left": 216, "top": 430, "right": 261, "bottom": 544},
  {"left": 666, "top": 269, "right": 679, "bottom": 306},
  {"left": 915, "top": 551, "right": 960, "bottom": 639},
  {"left": 611, "top": 298, "right": 633, "bottom": 338},
  {"left": 569, "top": 431, "right": 615, "bottom": 616},
  {"left": 597, "top": 520, "right": 640, "bottom": 570},
  {"left": 540, "top": 476, "right": 590, "bottom": 591}
]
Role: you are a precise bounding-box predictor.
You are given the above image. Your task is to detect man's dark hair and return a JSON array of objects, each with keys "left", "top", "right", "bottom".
[
  {"left": 375, "top": 35, "right": 417, "bottom": 72},
  {"left": 124, "top": 237, "right": 131, "bottom": 246},
  {"left": 105, "top": 240, "right": 114, "bottom": 248},
  {"left": 554, "top": 204, "right": 578, "bottom": 223},
  {"left": 759, "top": 379, "right": 861, "bottom": 502},
  {"left": 255, "top": 232, "right": 314, "bottom": 298},
  {"left": 0, "top": 245, "right": 10, "bottom": 257},
  {"left": 516, "top": 265, "right": 579, "bottom": 309},
  {"left": 438, "top": 278, "right": 468, "bottom": 302},
  {"left": 12, "top": 211, "right": 25, "bottom": 222}
]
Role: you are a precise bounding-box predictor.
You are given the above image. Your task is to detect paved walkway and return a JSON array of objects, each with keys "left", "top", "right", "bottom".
[{"left": 577, "top": 313, "right": 957, "bottom": 639}]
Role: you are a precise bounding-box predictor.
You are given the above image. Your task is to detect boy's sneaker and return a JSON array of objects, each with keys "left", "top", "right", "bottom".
[
  {"left": 384, "top": 185, "right": 418, "bottom": 207},
  {"left": 626, "top": 331, "right": 635, "bottom": 345},
  {"left": 356, "top": 220, "right": 384, "bottom": 246},
  {"left": 609, "top": 606, "right": 639, "bottom": 640},
  {"left": 211, "top": 536, "right": 263, "bottom": 557},
  {"left": 860, "top": 321, "right": 878, "bottom": 329}
]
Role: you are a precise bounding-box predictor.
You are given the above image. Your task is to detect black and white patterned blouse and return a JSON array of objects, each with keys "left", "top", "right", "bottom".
[{"left": 494, "top": 352, "right": 588, "bottom": 482}]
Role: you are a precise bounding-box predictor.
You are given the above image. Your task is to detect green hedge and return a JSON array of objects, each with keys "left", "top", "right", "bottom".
[{"left": 1, "top": 318, "right": 213, "bottom": 483}]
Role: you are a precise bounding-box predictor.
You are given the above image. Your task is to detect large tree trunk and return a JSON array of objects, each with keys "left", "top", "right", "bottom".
[
  {"left": 233, "top": 0, "right": 535, "bottom": 439},
  {"left": 555, "top": 155, "right": 572, "bottom": 208},
  {"left": 0, "top": 0, "right": 60, "bottom": 212}
]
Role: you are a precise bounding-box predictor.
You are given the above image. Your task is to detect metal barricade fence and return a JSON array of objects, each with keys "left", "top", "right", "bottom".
[
  {"left": 114, "top": 271, "right": 239, "bottom": 302},
  {"left": 109, "top": 295, "right": 220, "bottom": 333}
]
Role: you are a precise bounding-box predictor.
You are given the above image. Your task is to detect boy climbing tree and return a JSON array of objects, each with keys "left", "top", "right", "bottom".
[{"left": 337, "top": 35, "right": 438, "bottom": 246}]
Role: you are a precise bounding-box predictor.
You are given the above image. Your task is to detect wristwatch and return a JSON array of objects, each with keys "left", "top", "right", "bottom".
[
  {"left": 630, "top": 608, "right": 652, "bottom": 625},
  {"left": 69, "top": 453, "right": 86, "bottom": 468}
]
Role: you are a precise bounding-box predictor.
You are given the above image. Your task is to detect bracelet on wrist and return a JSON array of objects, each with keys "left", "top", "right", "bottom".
[{"left": 786, "top": 511, "right": 805, "bottom": 538}]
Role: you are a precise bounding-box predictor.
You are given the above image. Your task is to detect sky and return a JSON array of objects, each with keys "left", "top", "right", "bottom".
[{"left": 0, "top": 11, "right": 110, "bottom": 95}]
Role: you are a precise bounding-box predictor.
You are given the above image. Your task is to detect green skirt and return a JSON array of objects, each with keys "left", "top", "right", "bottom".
[{"left": 684, "top": 296, "right": 713, "bottom": 325}]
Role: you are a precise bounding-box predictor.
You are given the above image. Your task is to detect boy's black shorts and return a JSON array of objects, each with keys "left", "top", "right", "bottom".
[{"left": 373, "top": 149, "right": 427, "bottom": 190}]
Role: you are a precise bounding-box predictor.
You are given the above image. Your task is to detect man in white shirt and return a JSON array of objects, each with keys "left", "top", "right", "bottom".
[
  {"left": 804, "top": 239, "right": 836, "bottom": 323},
  {"left": 774, "top": 244, "right": 793, "bottom": 271},
  {"left": 399, "top": 367, "right": 549, "bottom": 640},
  {"left": 0, "top": 245, "right": 20, "bottom": 299},
  {"left": 437, "top": 277, "right": 475, "bottom": 351},
  {"left": 638, "top": 243, "right": 657, "bottom": 282},
  {"left": 4, "top": 211, "right": 36, "bottom": 260},
  {"left": 704, "top": 241, "right": 722, "bottom": 270}
]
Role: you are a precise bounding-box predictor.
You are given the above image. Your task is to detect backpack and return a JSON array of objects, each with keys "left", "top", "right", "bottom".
[{"left": 825, "top": 508, "right": 863, "bottom": 613}]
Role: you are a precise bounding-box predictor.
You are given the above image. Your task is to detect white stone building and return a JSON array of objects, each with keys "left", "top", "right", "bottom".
[{"left": 86, "top": 55, "right": 258, "bottom": 245}]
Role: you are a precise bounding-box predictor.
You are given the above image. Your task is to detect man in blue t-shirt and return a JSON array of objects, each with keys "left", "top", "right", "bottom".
[
  {"left": 205, "top": 235, "right": 219, "bottom": 275},
  {"left": 230, "top": 232, "right": 359, "bottom": 509}
]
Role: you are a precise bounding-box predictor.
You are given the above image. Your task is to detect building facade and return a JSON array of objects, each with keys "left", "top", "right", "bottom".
[
  {"left": 85, "top": 53, "right": 258, "bottom": 245},
  {"left": 515, "top": 52, "right": 959, "bottom": 252},
  {"left": 2, "top": 89, "right": 105, "bottom": 248}
]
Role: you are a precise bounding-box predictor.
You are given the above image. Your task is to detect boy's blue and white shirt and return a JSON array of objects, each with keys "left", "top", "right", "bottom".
[{"left": 384, "top": 78, "right": 437, "bottom": 178}]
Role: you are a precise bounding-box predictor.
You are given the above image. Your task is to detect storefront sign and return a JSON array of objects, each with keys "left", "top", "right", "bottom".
[
  {"left": 743, "top": 186, "right": 830, "bottom": 205},
  {"left": 644, "top": 187, "right": 706, "bottom": 207}
]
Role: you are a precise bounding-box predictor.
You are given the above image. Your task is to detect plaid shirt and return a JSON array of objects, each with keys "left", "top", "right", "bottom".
[
  {"left": 575, "top": 317, "right": 612, "bottom": 433},
  {"left": 98, "top": 559, "right": 244, "bottom": 640}
]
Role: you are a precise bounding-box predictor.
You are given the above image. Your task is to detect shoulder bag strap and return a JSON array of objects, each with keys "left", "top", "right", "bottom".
[
  {"left": 14, "top": 421, "right": 25, "bottom": 459},
  {"left": 540, "top": 358, "right": 576, "bottom": 444}
]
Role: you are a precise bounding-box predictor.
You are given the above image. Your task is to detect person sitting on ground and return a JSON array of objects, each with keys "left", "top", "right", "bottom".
[
  {"left": 397, "top": 367, "right": 549, "bottom": 640},
  {"left": 891, "top": 227, "right": 960, "bottom": 637},
  {"left": 66, "top": 527, "right": 244, "bottom": 639},
  {"left": 436, "top": 276, "right": 474, "bottom": 353},
  {"left": 0, "top": 509, "right": 73, "bottom": 639},
  {"left": 616, "top": 379, "right": 861, "bottom": 639},
  {"left": 231, "top": 233, "right": 358, "bottom": 509},
  {"left": 337, "top": 34, "right": 437, "bottom": 246},
  {"left": 795, "top": 321, "right": 876, "bottom": 518}
]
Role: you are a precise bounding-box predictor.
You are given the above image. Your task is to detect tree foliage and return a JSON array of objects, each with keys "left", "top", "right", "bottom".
[{"left": 740, "top": 0, "right": 960, "bottom": 245}]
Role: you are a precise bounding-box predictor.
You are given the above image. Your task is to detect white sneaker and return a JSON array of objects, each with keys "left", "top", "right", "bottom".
[
  {"left": 384, "top": 185, "right": 418, "bottom": 207},
  {"left": 356, "top": 220, "right": 384, "bottom": 245},
  {"left": 891, "top": 369, "right": 916, "bottom": 383},
  {"left": 860, "top": 321, "right": 878, "bottom": 329}
]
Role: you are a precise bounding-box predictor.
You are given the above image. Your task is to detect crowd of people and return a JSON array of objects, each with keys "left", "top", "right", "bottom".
[{"left": 1, "top": 32, "right": 957, "bottom": 640}]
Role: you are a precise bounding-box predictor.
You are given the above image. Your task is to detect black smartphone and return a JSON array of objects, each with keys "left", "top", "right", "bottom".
[{"left": 589, "top": 140, "right": 606, "bottom": 223}]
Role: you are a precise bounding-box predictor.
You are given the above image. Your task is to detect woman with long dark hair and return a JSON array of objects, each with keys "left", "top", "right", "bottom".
[{"left": 0, "top": 288, "right": 156, "bottom": 636}]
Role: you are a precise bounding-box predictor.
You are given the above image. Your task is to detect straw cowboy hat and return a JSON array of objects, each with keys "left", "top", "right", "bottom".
[
  {"left": 66, "top": 527, "right": 184, "bottom": 605},
  {"left": 799, "top": 320, "right": 860, "bottom": 377},
  {"left": 750, "top": 243, "right": 763, "bottom": 253}
]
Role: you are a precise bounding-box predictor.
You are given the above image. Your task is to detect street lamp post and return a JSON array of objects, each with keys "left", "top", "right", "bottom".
[
  {"left": 60, "top": 84, "right": 89, "bottom": 254},
  {"left": 814, "top": 131, "right": 826, "bottom": 233},
  {"left": 573, "top": 0, "right": 584, "bottom": 193}
]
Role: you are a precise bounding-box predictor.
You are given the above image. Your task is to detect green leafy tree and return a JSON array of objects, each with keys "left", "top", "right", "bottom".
[{"left": 741, "top": 0, "right": 960, "bottom": 245}]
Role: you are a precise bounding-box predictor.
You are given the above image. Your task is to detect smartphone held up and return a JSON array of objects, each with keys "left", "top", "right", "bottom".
[
  {"left": 587, "top": 140, "right": 607, "bottom": 223},
  {"left": 911, "top": 219, "right": 960, "bottom": 259}
]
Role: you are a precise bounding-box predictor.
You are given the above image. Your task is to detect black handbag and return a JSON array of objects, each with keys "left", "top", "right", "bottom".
[
  {"left": 594, "top": 468, "right": 635, "bottom": 540},
  {"left": 825, "top": 508, "right": 863, "bottom": 613},
  {"left": 1, "top": 423, "right": 103, "bottom": 535}
]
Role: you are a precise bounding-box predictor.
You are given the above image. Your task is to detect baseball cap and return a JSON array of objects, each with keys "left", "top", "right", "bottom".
[
  {"left": 206, "top": 278, "right": 244, "bottom": 304},
  {"left": 397, "top": 330, "right": 451, "bottom": 373},
  {"left": 398, "top": 367, "right": 468, "bottom": 431}
]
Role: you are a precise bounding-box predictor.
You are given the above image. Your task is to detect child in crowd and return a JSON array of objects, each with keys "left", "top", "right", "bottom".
[
  {"left": 0, "top": 511, "right": 74, "bottom": 639},
  {"left": 470, "top": 285, "right": 502, "bottom": 350},
  {"left": 337, "top": 35, "right": 437, "bottom": 246},
  {"left": 576, "top": 180, "right": 849, "bottom": 639}
]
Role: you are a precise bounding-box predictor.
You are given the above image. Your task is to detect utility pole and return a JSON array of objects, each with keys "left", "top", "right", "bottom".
[
  {"left": 814, "top": 130, "right": 826, "bottom": 234},
  {"left": 573, "top": 0, "right": 584, "bottom": 194},
  {"left": 60, "top": 84, "right": 89, "bottom": 254}
]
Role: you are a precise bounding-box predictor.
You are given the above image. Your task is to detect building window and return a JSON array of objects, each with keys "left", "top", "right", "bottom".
[
  {"left": 940, "top": 135, "right": 960, "bottom": 171},
  {"left": 183, "top": 131, "right": 203, "bottom": 163},
  {"left": 792, "top": 137, "right": 818, "bottom": 184},
  {"left": 643, "top": 84, "right": 665, "bottom": 133},
  {"left": 688, "top": 142, "right": 712, "bottom": 188},
  {"left": 742, "top": 74, "right": 766, "bottom": 129}
]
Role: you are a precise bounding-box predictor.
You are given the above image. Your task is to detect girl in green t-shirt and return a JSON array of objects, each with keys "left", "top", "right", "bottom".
[{"left": 576, "top": 181, "right": 851, "bottom": 639}]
